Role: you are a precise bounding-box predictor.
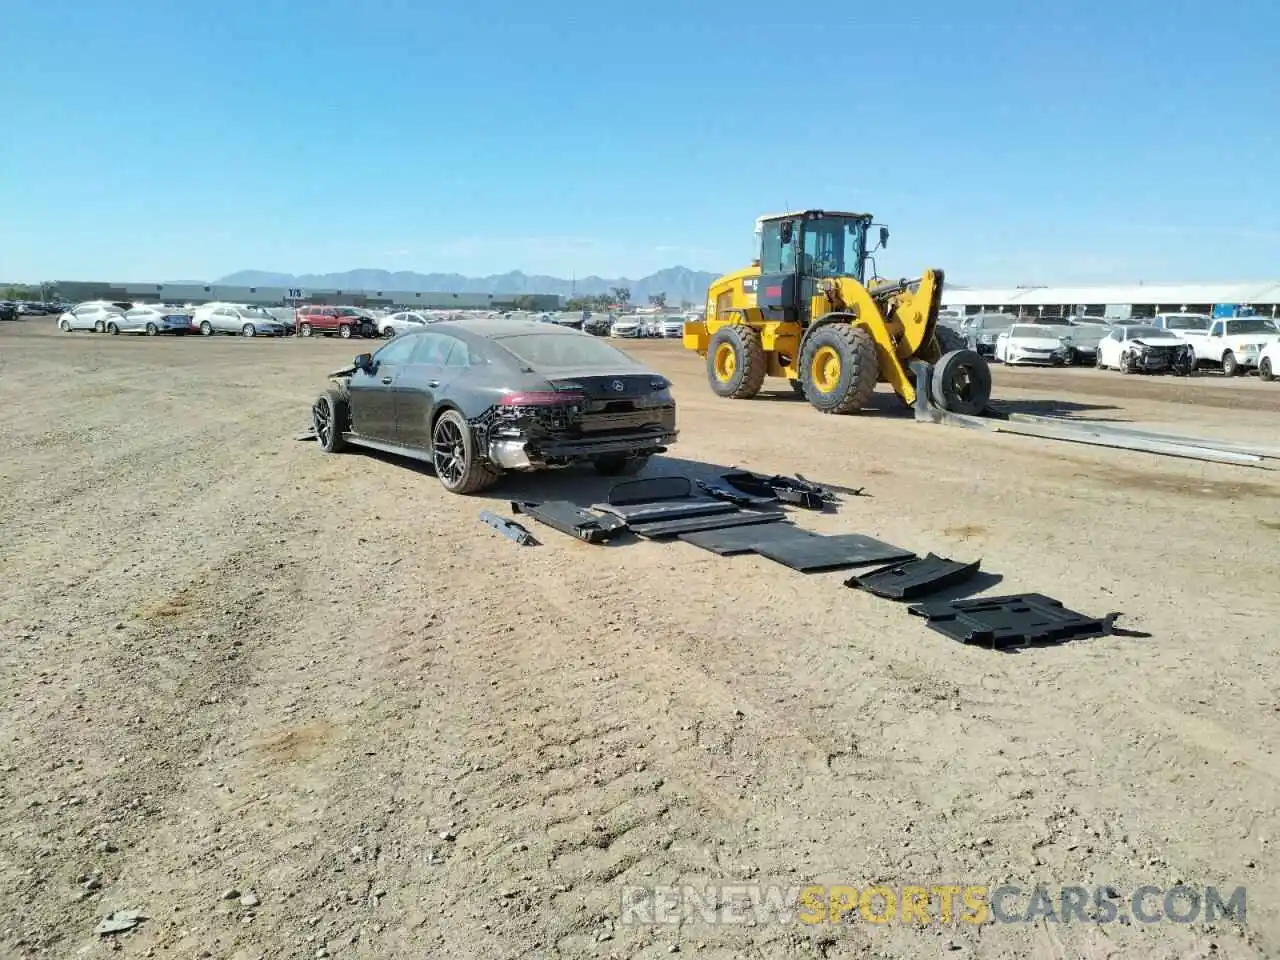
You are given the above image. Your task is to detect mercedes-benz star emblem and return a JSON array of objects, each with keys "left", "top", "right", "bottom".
[{"left": 610, "top": 380, "right": 625, "bottom": 392}]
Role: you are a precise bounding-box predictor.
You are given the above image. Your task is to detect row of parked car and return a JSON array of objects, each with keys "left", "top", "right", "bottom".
[
  {"left": 942, "top": 311, "right": 1280, "bottom": 379},
  {"left": 51, "top": 300, "right": 695, "bottom": 343}
]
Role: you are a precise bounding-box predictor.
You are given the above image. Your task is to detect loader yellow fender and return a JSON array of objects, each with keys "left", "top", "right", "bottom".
[
  {"left": 713, "top": 342, "right": 737, "bottom": 382},
  {"left": 809, "top": 345, "right": 842, "bottom": 392}
]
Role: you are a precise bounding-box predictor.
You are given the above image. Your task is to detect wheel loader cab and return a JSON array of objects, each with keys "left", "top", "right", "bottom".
[{"left": 756, "top": 212, "right": 872, "bottom": 324}]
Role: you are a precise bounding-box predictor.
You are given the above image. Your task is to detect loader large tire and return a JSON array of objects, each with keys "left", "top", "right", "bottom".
[
  {"left": 800, "top": 323, "right": 879, "bottom": 414},
  {"left": 931, "top": 349, "right": 992, "bottom": 415},
  {"left": 706, "top": 324, "right": 766, "bottom": 399}
]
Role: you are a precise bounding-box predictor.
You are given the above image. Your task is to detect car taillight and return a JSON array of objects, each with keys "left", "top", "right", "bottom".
[{"left": 499, "top": 391, "right": 585, "bottom": 406}]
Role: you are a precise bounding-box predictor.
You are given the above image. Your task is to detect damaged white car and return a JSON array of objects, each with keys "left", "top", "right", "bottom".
[{"left": 1096, "top": 325, "right": 1195, "bottom": 375}]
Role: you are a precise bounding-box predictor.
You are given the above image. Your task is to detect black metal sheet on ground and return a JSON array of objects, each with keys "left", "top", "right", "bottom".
[
  {"left": 608, "top": 476, "right": 692, "bottom": 505},
  {"left": 509, "top": 500, "right": 628, "bottom": 543},
  {"left": 695, "top": 479, "right": 778, "bottom": 508},
  {"left": 628, "top": 509, "right": 789, "bottom": 539},
  {"left": 677, "top": 522, "right": 814, "bottom": 556},
  {"left": 592, "top": 498, "right": 736, "bottom": 524},
  {"left": 846, "top": 553, "right": 981, "bottom": 600},
  {"left": 753, "top": 534, "right": 916, "bottom": 573},
  {"left": 908, "top": 593, "right": 1112, "bottom": 648}
]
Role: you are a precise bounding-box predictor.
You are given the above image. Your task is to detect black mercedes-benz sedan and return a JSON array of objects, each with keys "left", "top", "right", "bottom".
[{"left": 311, "top": 319, "right": 678, "bottom": 493}]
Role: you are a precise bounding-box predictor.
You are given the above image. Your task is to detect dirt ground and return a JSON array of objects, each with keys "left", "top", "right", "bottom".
[{"left": 1, "top": 323, "right": 1278, "bottom": 960}]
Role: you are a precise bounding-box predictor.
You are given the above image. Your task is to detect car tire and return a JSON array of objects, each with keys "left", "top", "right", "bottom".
[
  {"left": 338, "top": 324, "right": 352, "bottom": 339},
  {"left": 95, "top": 320, "right": 105, "bottom": 333},
  {"left": 1222, "top": 351, "right": 1239, "bottom": 377},
  {"left": 382, "top": 326, "right": 396, "bottom": 339},
  {"left": 431, "top": 409, "right": 499, "bottom": 494},
  {"left": 312, "top": 389, "right": 349, "bottom": 453},
  {"left": 1063, "top": 347, "right": 1077, "bottom": 365},
  {"left": 59, "top": 319, "right": 70, "bottom": 332},
  {"left": 200, "top": 321, "right": 214, "bottom": 336},
  {"left": 145, "top": 322, "right": 158, "bottom": 336},
  {"left": 299, "top": 323, "right": 313, "bottom": 338},
  {"left": 1095, "top": 350, "right": 1105, "bottom": 369},
  {"left": 107, "top": 322, "right": 119, "bottom": 335},
  {"left": 800, "top": 323, "right": 879, "bottom": 414},
  {"left": 1261, "top": 357, "right": 1275, "bottom": 382},
  {"left": 706, "top": 323, "right": 766, "bottom": 399},
  {"left": 1119, "top": 350, "right": 1133, "bottom": 373},
  {"left": 242, "top": 323, "right": 256, "bottom": 337},
  {"left": 593, "top": 454, "right": 650, "bottom": 476}
]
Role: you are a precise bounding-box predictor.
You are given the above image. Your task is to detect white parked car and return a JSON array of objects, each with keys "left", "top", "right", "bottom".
[
  {"left": 1096, "top": 324, "right": 1195, "bottom": 374},
  {"left": 993, "top": 324, "right": 1071, "bottom": 365},
  {"left": 56, "top": 300, "right": 132, "bottom": 333},
  {"left": 192, "top": 302, "right": 288, "bottom": 337},
  {"left": 109, "top": 304, "right": 193, "bottom": 336},
  {"left": 379, "top": 311, "right": 435, "bottom": 338},
  {"left": 1188, "top": 316, "right": 1280, "bottom": 376},
  {"left": 1258, "top": 340, "right": 1279, "bottom": 382},
  {"left": 659, "top": 315, "right": 684, "bottom": 338},
  {"left": 610, "top": 317, "right": 644, "bottom": 338},
  {"left": 1150, "top": 312, "right": 1211, "bottom": 337}
]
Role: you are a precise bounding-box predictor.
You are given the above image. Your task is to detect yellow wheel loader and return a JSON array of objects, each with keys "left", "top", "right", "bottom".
[{"left": 683, "top": 210, "right": 991, "bottom": 415}]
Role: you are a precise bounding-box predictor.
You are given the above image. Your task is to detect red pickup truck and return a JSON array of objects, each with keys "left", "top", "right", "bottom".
[{"left": 295, "top": 306, "right": 378, "bottom": 339}]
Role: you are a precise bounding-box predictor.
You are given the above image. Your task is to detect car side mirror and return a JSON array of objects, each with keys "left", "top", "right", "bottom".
[{"left": 354, "top": 353, "right": 374, "bottom": 373}]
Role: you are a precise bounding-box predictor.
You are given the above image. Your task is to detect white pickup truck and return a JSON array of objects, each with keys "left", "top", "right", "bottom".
[{"left": 1184, "top": 317, "right": 1280, "bottom": 376}]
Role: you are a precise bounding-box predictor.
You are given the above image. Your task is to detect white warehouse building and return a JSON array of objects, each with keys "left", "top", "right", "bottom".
[{"left": 940, "top": 280, "right": 1280, "bottom": 319}]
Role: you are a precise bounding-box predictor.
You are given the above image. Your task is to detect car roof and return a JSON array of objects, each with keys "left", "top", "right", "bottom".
[{"left": 442, "top": 318, "right": 587, "bottom": 340}]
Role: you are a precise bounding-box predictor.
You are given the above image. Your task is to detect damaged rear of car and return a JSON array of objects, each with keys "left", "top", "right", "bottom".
[{"left": 310, "top": 319, "right": 677, "bottom": 494}]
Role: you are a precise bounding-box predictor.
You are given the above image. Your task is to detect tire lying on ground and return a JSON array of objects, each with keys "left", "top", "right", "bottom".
[
  {"left": 930, "top": 348, "right": 992, "bottom": 415},
  {"left": 706, "top": 324, "right": 766, "bottom": 399},
  {"left": 799, "top": 323, "right": 879, "bottom": 414}
]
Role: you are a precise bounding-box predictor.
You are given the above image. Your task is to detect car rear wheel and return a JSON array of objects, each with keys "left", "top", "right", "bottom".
[
  {"left": 312, "top": 390, "right": 349, "bottom": 453},
  {"left": 593, "top": 454, "right": 650, "bottom": 476},
  {"left": 1261, "top": 357, "right": 1275, "bottom": 382},
  {"left": 338, "top": 324, "right": 352, "bottom": 339},
  {"left": 107, "top": 322, "right": 119, "bottom": 335},
  {"left": 145, "top": 322, "right": 158, "bottom": 336},
  {"left": 431, "top": 409, "right": 499, "bottom": 494},
  {"left": 242, "top": 323, "right": 256, "bottom": 337},
  {"left": 382, "top": 326, "right": 396, "bottom": 339},
  {"left": 299, "top": 322, "right": 313, "bottom": 338},
  {"left": 1222, "top": 351, "right": 1239, "bottom": 376}
]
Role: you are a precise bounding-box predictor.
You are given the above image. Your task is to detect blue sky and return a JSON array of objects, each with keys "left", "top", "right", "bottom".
[{"left": 1, "top": 0, "right": 1276, "bottom": 285}]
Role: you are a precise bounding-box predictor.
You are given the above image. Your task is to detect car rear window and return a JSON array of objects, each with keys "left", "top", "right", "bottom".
[{"left": 493, "top": 333, "right": 633, "bottom": 368}]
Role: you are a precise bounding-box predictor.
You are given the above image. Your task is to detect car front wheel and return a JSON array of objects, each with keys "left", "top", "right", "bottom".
[
  {"left": 312, "top": 390, "right": 349, "bottom": 453},
  {"left": 338, "top": 324, "right": 352, "bottom": 339},
  {"left": 59, "top": 319, "right": 70, "bottom": 332},
  {"left": 242, "top": 323, "right": 256, "bottom": 337},
  {"left": 431, "top": 409, "right": 499, "bottom": 494},
  {"left": 1222, "top": 351, "right": 1239, "bottom": 376},
  {"left": 1261, "top": 357, "right": 1275, "bottom": 382}
]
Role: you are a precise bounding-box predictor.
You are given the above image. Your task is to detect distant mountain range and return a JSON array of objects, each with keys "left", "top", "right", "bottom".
[{"left": 214, "top": 267, "right": 720, "bottom": 305}]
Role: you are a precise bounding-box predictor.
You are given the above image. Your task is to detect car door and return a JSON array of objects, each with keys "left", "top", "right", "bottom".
[
  {"left": 392, "top": 331, "right": 468, "bottom": 449},
  {"left": 70, "top": 306, "right": 94, "bottom": 330},
  {"left": 121, "top": 309, "right": 146, "bottom": 333},
  {"left": 1099, "top": 329, "right": 1120, "bottom": 368},
  {"left": 1203, "top": 321, "right": 1226, "bottom": 362},
  {"left": 347, "top": 335, "right": 418, "bottom": 440}
]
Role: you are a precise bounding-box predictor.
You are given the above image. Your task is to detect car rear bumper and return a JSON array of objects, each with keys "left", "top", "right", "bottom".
[{"left": 488, "top": 429, "right": 678, "bottom": 470}]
